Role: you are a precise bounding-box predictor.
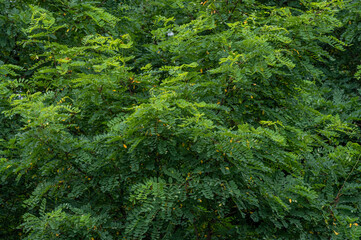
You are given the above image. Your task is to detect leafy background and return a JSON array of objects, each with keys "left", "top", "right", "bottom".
[{"left": 2, "top": 0, "right": 361, "bottom": 239}]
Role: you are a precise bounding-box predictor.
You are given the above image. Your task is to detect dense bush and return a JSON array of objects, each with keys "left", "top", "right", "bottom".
[{"left": 2, "top": 0, "right": 361, "bottom": 239}]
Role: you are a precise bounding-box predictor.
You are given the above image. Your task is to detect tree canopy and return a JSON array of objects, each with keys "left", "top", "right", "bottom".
[{"left": 2, "top": 0, "right": 361, "bottom": 239}]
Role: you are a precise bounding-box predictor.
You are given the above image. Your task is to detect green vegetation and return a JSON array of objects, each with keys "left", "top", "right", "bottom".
[{"left": 2, "top": 0, "right": 361, "bottom": 239}]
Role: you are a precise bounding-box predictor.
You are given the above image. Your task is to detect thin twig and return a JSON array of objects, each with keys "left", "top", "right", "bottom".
[{"left": 333, "top": 154, "right": 361, "bottom": 206}]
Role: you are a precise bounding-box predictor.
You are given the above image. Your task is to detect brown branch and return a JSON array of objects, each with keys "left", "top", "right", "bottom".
[
  {"left": 206, "top": 222, "right": 213, "bottom": 240},
  {"left": 227, "top": 0, "right": 242, "bottom": 21},
  {"left": 193, "top": 218, "right": 200, "bottom": 240}
]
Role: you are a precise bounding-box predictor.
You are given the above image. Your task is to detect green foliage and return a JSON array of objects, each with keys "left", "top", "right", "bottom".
[{"left": 2, "top": 0, "right": 361, "bottom": 239}]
